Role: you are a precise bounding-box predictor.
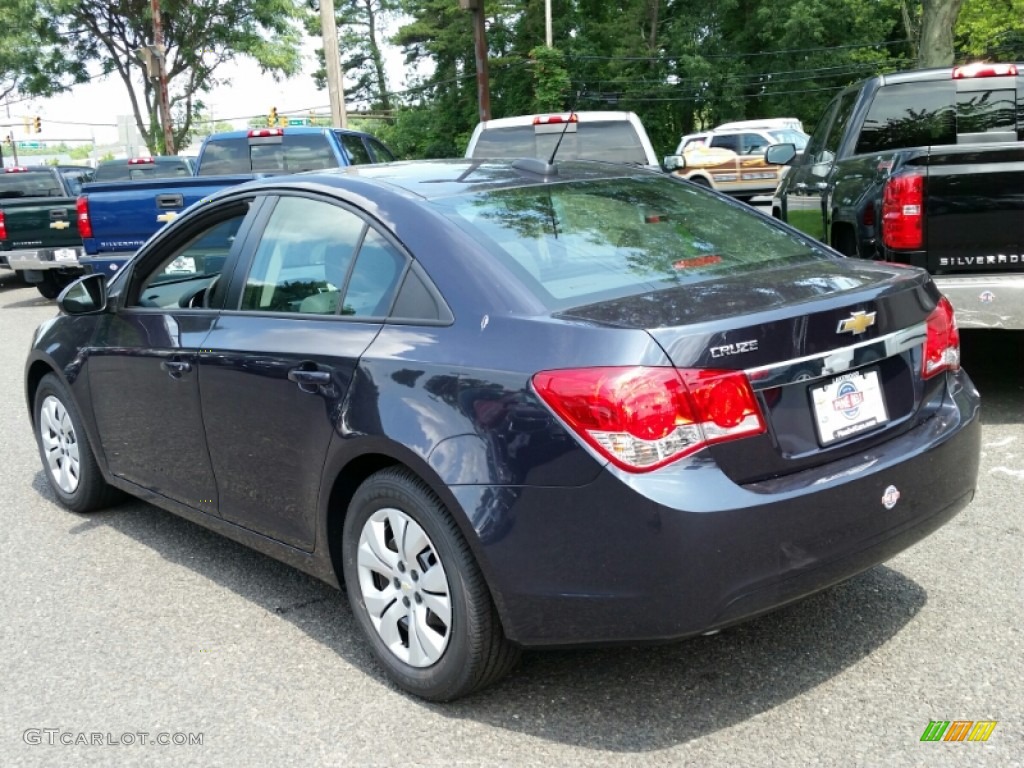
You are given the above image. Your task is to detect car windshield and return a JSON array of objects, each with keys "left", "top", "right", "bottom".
[
  {"left": 769, "top": 129, "right": 810, "bottom": 150},
  {"left": 93, "top": 161, "right": 193, "bottom": 182},
  {"left": 434, "top": 175, "right": 821, "bottom": 310},
  {"left": 471, "top": 121, "right": 649, "bottom": 164},
  {"left": 0, "top": 171, "right": 62, "bottom": 198}
]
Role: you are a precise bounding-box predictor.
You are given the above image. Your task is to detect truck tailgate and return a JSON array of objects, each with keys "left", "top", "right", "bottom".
[
  {"left": 925, "top": 144, "right": 1024, "bottom": 274},
  {"left": 81, "top": 175, "right": 254, "bottom": 254},
  {"left": 0, "top": 198, "right": 79, "bottom": 250}
]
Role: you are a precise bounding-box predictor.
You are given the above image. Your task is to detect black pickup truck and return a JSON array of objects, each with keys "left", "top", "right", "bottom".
[
  {"left": 0, "top": 165, "right": 94, "bottom": 297},
  {"left": 769, "top": 62, "right": 1024, "bottom": 329}
]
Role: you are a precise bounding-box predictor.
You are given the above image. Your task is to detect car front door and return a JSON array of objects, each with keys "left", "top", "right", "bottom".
[
  {"left": 780, "top": 91, "right": 856, "bottom": 242},
  {"left": 198, "top": 193, "right": 409, "bottom": 550},
  {"left": 87, "top": 199, "right": 259, "bottom": 510}
]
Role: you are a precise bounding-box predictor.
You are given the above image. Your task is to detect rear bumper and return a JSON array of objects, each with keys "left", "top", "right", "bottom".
[
  {"left": 452, "top": 372, "right": 981, "bottom": 647},
  {"left": 6, "top": 247, "right": 84, "bottom": 273},
  {"left": 934, "top": 273, "right": 1024, "bottom": 330}
]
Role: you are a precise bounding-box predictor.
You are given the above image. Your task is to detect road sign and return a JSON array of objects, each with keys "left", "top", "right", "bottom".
[
  {"left": 287, "top": 118, "right": 310, "bottom": 126},
  {"left": 17, "top": 141, "right": 42, "bottom": 149}
]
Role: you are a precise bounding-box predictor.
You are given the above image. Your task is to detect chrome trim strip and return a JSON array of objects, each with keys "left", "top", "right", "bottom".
[{"left": 745, "top": 322, "right": 927, "bottom": 390}]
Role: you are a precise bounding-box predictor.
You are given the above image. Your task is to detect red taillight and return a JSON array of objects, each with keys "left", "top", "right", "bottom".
[
  {"left": 76, "top": 195, "right": 92, "bottom": 239},
  {"left": 0, "top": 210, "right": 6, "bottom": 240},
  {"left": 952, "top": 62, "right": 1017, "bottom": 79},
  {"left": 532, "top": 366, "right": 765, "bottom": 472},
  {"left": 248, "top": 128, "right": 284, "bottom": 138},
  {"left": 532, "top": 114, "right": 579, "bottom": 125},
  {"left": 922, "top": 297, "right": 960, "bottom": 379},
  {"left": 128, "top": 157, "right": 156, "bottom": 165},
  {"left": 4, "top": 166, "right": 29, "bottom": 173},
  {"left": 882, "top": 172, "right": 924, "bottom": 250}
]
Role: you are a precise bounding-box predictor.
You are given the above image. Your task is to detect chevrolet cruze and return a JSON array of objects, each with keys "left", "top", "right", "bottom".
[{"left": 26, "top": 158, "right": 981, "bottom": 700}]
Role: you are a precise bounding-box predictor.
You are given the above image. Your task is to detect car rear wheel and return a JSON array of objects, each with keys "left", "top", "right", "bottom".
[
  {"left": 34, "top": 373, "right": 120, "bottom": 513},
  {"left": 342, "top": 467, "right": 520, "bottom": 701}
]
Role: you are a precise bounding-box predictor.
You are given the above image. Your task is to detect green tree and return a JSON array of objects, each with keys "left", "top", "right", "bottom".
[
  {"left": 918, "top": 0, "right": 964, "bottom": 66},
  {"left": 0, "top": 0, "right": 85, "bottom": 102},
  {"left": 38, "top": 0, "right": 303, "bottom": 154},
  {"left": 309, "top": 0, "right": 398, "bottom": 111},
  {"left": 956, "top": 0, "right": 1024, "bottom": 60}
]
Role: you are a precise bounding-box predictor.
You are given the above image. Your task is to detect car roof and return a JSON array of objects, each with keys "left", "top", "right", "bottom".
[
  {"left": 473, "top": 111, "right": 642, "bottom": 130},
  {"left": 206, "top": 127, "right": 379, "bottom": 141},
  {"left": 235, "top": 158, "right": 647, "bottom": 203}
]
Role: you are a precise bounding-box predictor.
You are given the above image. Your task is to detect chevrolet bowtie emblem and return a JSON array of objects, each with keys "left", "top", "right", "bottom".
[
  {"left": 837, "top": 310, "right": 877, "bottom": 335},
  {"left": 157, "top": 212, "right": 179, "bottom": 223},
  {"left": 49, "top": 220, "right": 70, "bottom": 230}
]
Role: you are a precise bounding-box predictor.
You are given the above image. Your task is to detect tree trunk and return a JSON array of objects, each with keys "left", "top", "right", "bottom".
[{"left": 918, "top": 0, "right": 963, "bottom": 68}]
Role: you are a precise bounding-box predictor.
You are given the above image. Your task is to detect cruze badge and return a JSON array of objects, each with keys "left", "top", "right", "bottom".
[
  {"left": 837, "top": 310, "right": 876, "bottom": 335},
  {"left": 710, "top": 339, "right": 758, "bottom": 358}
]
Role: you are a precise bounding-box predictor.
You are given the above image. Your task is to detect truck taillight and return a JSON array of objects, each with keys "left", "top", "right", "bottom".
[
  {"left": 952, "top": 62, "right": 1017, "bottom": 78},
  {"left": 76, "top": 195, "right": 92, "bottom": 239},
  {"left": 882, "top": 172, "right": 924, "bottom": 250},
  {"left": 0, "top": 210, "right": 6, "bottom": 240},
  {"left": 532, "top": 366, "right": 765, "bottom": 472},
  {"left": 923, "top": 297, "right": 960, "bottom": 379}
]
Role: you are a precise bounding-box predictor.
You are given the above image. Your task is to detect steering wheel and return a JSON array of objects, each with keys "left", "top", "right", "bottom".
[{"left": 178, "top": 275, "right": 221, "bottom": 309}]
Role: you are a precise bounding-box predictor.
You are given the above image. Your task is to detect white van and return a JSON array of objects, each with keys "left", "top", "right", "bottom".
[{"left": 464, "top": 111, "right": 661, "bottom": 169}]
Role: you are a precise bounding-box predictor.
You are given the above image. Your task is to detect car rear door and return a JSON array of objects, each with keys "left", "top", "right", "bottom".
[{"left": 197, "top": 192, "right": 410, "bottom": 550}]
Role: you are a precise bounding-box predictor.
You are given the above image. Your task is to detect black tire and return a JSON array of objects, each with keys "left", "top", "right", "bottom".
[
  {"left": 342, "top": 467, "right": 520, "bottom": 701},
  {"left": 33, "top": 373, "right": 120, "bottom": 513},
  {"left": 36, "top": 274, "right": 61, "bottom": 299}
]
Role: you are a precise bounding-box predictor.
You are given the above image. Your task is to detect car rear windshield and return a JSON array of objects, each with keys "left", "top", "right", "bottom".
[
  {"left": 196, "top": 134, "right": 340, "bottom": 175},
  {"left": 470, "top": 121, "right": 649, "bottom": 165},
  {"left": 93, "top": 160, "right": 193, "bottom": 182},
  {"left": 0, "top": 171, "right": 62, "bottom": 198},
  {"left": 435, "top": 175, "right": 820, "bottom": 310}
]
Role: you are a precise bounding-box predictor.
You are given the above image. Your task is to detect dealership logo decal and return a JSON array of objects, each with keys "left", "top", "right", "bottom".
[
  {"left": 920, "top": 720, "right": 997, "bottom": 742},
  {"left": 832, "top": 380, "right": 864, "bottom": 418},
  {"left": 881, "top": 484, "right": 900, "bottom": 509}
]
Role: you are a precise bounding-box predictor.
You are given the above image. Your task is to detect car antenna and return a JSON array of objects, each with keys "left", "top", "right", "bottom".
[
  {"left": 512, "top": 86, "right": 584, "bottom": 178},
  {"left": 547, "top": 85, "right": 584, "bottom": 167}
]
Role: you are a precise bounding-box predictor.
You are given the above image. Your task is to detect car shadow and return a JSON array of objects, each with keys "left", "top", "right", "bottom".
[
  {"left": 32, "top": 471, "right": 927, "bottom": 752},
  {"left": 959, "top": 330, "right": 1024, "bottom": 426}
]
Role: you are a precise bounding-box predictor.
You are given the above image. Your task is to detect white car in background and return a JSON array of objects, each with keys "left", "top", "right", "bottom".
[{"left": 465, "top": 111, "right": 661, "bottom": 170}]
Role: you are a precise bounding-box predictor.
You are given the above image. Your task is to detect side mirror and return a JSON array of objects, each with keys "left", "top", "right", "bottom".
[
  {"left": 764, "top": 143, "right": 797, "bottom": 166},
  {"left": 663, "top": 154, "right": 686, "bottom": 171},
  {"left": 58, "top": 273, "right": 108, "bottom": 315}
]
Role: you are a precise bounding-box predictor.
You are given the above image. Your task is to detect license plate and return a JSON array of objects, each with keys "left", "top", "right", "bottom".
[
  {"left": 811, "top": 369, "right": 889, "bottom": 445},
  {"left": 53, "top": 248, "right": 78, "bottom": 262}
]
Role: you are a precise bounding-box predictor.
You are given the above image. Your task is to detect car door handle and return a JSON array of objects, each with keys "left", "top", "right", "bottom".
[
  {"left": 288, "top": 367, "right": 331, "bottom": 394},
  {"left": 160, "top": 359, "right": 192, "bottom": 376}
]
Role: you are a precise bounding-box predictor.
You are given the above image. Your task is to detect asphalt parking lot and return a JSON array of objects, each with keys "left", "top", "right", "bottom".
[{"left": 1, "top": 272, "right": 1021, "bottom": 767}]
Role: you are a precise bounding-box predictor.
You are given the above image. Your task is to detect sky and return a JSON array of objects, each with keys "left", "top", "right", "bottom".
[{"left": 5, "top": 31, "right": 414, "bottom": 153}]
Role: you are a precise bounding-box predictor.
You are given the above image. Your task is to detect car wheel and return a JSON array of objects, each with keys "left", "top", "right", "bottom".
[
  {"left": 35, "top": 274, "right": 61, "bottom": 299},
  {"left": 34, "top": 373, "right": 120, "bottom": 513},
  {"left": 342, "top": 467, "right": 520, "bottom": 701}
]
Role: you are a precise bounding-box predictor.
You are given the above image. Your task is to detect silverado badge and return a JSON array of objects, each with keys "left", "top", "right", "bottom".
[{"left": 837, "top": 310, "right": 876, "bottom": 335}]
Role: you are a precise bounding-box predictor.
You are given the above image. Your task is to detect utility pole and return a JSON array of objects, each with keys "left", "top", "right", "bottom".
[
  {"left": 545, "top": 0, "right": 552, "bottom": 47},
  {"left": 150, "top": 0, "right": 176, "bottom": 154},
  {"left": 319, "top": 0, "right": 347, "bottom": 128},
  {"left": 460, "top": 0, "right": 491, "bottom": 122}
]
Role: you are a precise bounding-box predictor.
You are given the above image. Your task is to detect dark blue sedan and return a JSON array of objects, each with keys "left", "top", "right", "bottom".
[{"left": 26, "top": 159, "right": 981, "bottom": 700}]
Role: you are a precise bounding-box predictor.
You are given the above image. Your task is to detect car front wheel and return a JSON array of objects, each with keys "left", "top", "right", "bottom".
[
  {"left": 342, "top": 468, "right": 519, "bottom": 701},
  {"left": 34, "top": 373, "right": 119, "bottom": 513}
]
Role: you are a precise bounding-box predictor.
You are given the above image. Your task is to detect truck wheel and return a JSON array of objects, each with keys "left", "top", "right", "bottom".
[{"left": 36, "top": 273, "right": 61, "bottom": 299}]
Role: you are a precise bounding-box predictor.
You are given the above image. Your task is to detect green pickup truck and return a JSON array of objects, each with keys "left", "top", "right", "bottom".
[{"left": 0, "top": 165, "right": 94, "bottom": 297}]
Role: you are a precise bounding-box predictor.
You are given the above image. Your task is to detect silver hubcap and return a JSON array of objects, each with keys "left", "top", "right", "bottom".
[
  {"left": 356, "top": 507, "right": 452, "bottom": 667},
  {"left": 39, "top": 395, "right": 81, "bottom": 494}
]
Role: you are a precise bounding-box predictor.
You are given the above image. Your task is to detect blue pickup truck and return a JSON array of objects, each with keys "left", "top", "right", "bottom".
[{"left": 78, "top": 126, "right": 395, "bottom": 276}]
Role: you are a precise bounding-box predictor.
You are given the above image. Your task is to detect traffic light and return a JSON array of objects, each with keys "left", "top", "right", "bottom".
[
  {"left": 309, "top": 110, "right": 317, "bottom": 125},
  {"left": 268, "top": 106, "right": 278, "bottom": 127},
  {"left": 33, "top": 116, "right": 41, "bottom": 133}
]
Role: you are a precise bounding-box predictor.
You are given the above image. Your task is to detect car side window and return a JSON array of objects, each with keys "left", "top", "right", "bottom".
[
  {"left": 132, "top": 210, "right": 248, "bottom": 309},
  {"left": 366, "top": 137, "right": 395, "bottom": 163},
  {"left": 709, "top": 134, "right": 740, "bottom": 153},
  {"left": 855, "top": 81, "right": 955, "bottom": 154},
  {"left": 341, "top": 229, "right": 407, "bottom": 317},
  {"left": 240, "top": 196, "right": 365, "bottom": 314},
  {"left": 741, "top": 133, "right": 769, "bottom": 154},
  {"left": 338, "top": 133, "right": 373, "bottom": 166}
]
